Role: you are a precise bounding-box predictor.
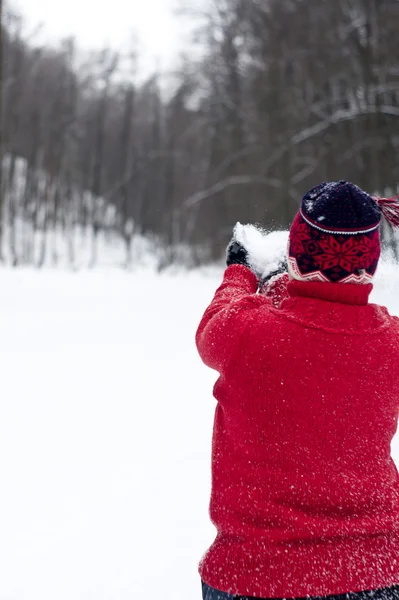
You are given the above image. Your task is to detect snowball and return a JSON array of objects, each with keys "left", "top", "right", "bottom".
[{"left": 234, "top": 223, "right": 288, "bottom": 280}]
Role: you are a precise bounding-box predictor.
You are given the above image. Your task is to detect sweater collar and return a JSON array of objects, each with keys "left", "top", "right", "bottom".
[{"left": 287, "top": 280, "right": 373, "bottom": 306}]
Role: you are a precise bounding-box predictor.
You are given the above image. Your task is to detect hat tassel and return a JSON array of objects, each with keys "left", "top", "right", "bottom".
[{"left": 374, "top": 195, "right": 399, "bottom": 229}]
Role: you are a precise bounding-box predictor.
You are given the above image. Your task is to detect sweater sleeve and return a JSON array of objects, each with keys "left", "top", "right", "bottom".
[
  {"left": 196, "top": 264, "right": 261, "bottom": 373},
  {"left": 260, "top": 273, "right": 290, "bottom": 308}
]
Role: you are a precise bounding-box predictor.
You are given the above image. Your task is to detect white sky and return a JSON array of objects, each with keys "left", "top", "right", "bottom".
[{"left": 12, "top": 0, "right": 198, "bottom": 77}]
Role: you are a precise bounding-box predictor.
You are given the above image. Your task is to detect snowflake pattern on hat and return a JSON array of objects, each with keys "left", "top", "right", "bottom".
[{"left": 289, "top": 211, "right": 381, "bottom": 284}]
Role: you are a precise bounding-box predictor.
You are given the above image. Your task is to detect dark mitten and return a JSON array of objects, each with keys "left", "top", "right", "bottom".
[{"left": 226, "top": 240, "right": 249, "bottom": 268}]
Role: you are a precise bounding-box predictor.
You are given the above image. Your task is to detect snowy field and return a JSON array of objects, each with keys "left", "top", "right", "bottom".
[{"left": 1, "top": 259, "right": 399, "bottom": 599}]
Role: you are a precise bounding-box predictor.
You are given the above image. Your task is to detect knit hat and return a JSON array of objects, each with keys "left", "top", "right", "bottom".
[{"left": 288, "top": 181, "right": 399, "bottom": 284}]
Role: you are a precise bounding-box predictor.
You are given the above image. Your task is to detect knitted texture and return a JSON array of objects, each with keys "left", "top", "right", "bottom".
[
  {"left": 289, "top": 181, "right": 382, "bottom": 283},
  {"left": 196, "top": 264, "right": 399, "bottom": 598},
  {"left": 259, "top": 272, "right": 290, "bottom": 307},
  {"left": 288, "top": 211, "right": 381, "bottom": 284},
  {"left": 300, "top": 181, "right": 381, "bottom": 232}
]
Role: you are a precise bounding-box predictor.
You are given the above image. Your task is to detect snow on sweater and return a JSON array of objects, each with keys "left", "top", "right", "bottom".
[{"left": 196, "top": 264, "right": 399, "bottom": 598}]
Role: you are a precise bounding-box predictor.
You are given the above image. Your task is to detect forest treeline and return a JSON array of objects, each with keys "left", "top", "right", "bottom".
[{"left": 2, "top": 0, "right": 399, "bottom": 267}]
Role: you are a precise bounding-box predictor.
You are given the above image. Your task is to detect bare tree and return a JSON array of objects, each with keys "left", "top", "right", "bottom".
[
  {"left": 1, "top": 0, "right": 398, "bottom": 267},
  {"left": 0, "top": 0, "right": 3, "bottom": 260},
  {"left": 89, "top": 49, "right": 118, "bottom": 267}
]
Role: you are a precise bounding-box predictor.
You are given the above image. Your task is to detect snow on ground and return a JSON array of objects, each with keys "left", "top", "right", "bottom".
[
  {"left": 0, "top": 266, "right": 219, "bottom": 599},
  {"left": 0, "top": 257, "right": 399, "bottom": 600}
]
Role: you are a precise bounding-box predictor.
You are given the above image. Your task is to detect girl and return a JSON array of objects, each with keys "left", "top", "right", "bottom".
[{"left": 196, "top": 181, "right": 399, "bottom": 600}]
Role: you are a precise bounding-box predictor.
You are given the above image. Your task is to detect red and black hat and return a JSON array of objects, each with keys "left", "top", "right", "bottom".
[{"left": 288, "top": 181, "right": 399, "bottom": 284}]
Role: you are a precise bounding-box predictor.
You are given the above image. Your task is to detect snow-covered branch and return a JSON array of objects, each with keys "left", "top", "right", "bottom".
[{"left": 185, "top": 176, "right": 283, "bottom": 208}]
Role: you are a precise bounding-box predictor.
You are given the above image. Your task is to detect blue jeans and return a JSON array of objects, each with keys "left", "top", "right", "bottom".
[
  {"left": 201, "top": 581, "right": 399, "bottom": 600},
  {"left": 202, "top": 581, "right": 237, "bottom": 599}
]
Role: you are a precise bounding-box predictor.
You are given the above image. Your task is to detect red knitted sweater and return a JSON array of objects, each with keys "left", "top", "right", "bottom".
[{"left": 196, "top": 265, "right": 399, "bottom": 598}]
